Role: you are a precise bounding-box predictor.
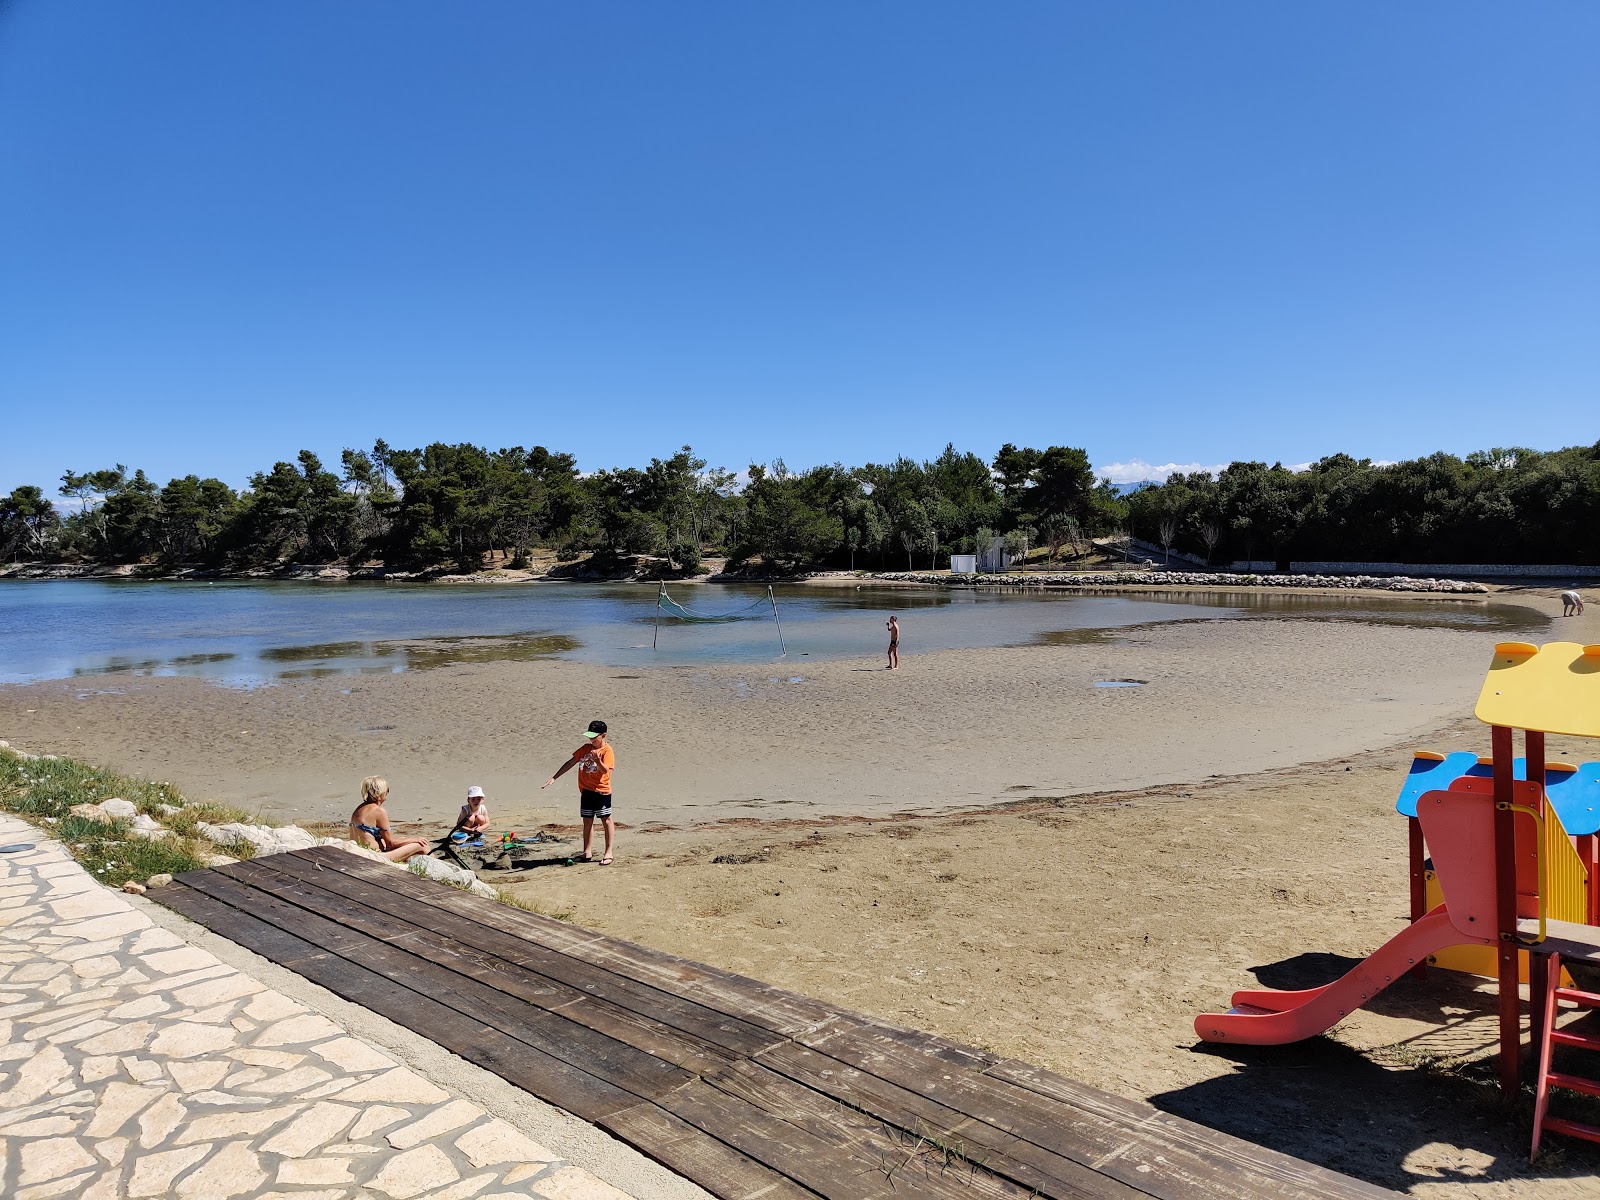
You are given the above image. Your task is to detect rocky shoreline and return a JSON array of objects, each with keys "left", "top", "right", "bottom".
[
  {"left": 857, "top": 569, "right": 1492, "bottom": 593},
  {"left": 3, "top": 558, "right": 1492, "bottom": 592}
]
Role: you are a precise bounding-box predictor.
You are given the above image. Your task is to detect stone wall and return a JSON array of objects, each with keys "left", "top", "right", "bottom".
[
  {"left": 1228, "top": 561, "right": 1600, "bottom": 579},
  {"left": 870, "top": 570, "right": 1489, "bottom": 594}
]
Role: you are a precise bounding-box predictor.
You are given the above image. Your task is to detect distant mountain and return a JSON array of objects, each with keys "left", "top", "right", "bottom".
[{"left": 1106, "top": 480, "right": 1159, "bottom": 496}]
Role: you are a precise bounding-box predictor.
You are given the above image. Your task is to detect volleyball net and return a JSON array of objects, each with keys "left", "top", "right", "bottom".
[
  {"left": 656, "top": 588, "right": 772, "bottom": 623},
  {"left": 653, "top": 585, "right": 786, "bottom": 653}
]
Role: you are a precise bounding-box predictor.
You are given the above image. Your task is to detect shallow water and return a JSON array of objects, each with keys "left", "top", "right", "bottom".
[{"left": 0, "top": 578, "right": 1546, "bottom": 688}]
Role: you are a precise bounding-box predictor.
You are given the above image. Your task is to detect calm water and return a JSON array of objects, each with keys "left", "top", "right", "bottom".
[{"left": 0, "top": 579, "right": 1546, "bottom": 688}]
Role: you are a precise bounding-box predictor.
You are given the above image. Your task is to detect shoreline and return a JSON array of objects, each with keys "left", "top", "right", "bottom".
[
  {"left": 0, "top": 602, "right": 1558, "bottom": 829},
  {"left": 1, "top": 555, "right": 1508, "bottom": 598}
]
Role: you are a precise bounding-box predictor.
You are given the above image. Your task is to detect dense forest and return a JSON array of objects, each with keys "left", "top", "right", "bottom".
[{"left": 2, "top": 440, "right": 1597, "bottom": 573}]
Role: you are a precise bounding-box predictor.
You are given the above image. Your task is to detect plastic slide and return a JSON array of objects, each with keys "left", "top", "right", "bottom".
[
  {"left": 1194, "top": 909, "right": 1486, "bottom": 1044},
  {"left": 1197, "top": 778, "right": 1524, "bottom": 1046}
]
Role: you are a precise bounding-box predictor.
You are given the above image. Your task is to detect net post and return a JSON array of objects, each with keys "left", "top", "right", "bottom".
[
  {"left": 653, "top": 584, "right": 663, "bottom": 650},
  {"left": 769, "top": 586, "right": 787, "bottom": 655}
]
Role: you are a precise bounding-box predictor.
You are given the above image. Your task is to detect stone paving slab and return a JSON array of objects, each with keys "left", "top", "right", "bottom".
[{"left": 0, "top": 814, "right": 638, "bottom": 1200}]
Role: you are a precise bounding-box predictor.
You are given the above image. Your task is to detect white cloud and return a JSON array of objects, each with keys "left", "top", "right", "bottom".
[{"left": 1093, "top": 459, "right": 1226, "bottom": 484}]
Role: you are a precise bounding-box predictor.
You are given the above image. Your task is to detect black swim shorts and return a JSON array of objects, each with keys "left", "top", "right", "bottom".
[{"left": 580, "top": 789, "right": 612, "bottom": 818}]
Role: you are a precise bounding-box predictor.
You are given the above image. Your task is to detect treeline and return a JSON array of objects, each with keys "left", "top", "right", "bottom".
[
  {"left": 1122, "top": 445, "right": 1600, "bottom": 568},
  {"left": 3, "top": 440, "right": 1597, "bottom": 573},
  {"left": 0, "top": 441, "right": 1110, "bottom": 573}
]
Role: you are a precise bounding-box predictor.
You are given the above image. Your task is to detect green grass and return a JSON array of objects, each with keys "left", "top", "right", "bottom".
[
  {"left": 0, "top": 749, "right": 188, "bottom": 821},
  {"left": 0, "top": 748, "right": 214, "bottom": 884}
]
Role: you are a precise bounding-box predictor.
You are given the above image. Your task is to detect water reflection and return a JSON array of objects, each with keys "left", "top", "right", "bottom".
[{"left": 65, "top": 631, "right": 582, "bottom": 687}]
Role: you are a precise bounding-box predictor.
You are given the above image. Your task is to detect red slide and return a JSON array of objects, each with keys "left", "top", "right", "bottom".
[{"left": 1194, "top": 908, "right": 1489, "bottom": 1045}]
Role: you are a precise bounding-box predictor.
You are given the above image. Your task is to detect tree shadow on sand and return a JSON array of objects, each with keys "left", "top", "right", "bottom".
[{"left": 1155, "top": 953, "right": 1600, "bottom": 1192}]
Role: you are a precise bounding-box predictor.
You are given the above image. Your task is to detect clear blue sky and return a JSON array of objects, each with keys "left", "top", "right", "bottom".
[{"left": 1, "top": 2, "right": 1595, "bottom": 491}]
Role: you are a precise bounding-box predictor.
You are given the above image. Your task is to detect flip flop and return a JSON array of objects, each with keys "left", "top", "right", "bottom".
[{"left": 599, "top": 856, "right": 613, "bottom": 866}]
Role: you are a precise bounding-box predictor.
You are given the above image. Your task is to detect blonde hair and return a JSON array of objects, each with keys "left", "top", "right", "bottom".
[{"left": 360, "top": 776, "right": 389, "bottom": 804}]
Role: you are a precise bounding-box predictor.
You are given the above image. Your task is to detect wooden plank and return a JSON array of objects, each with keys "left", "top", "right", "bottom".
[
  {"left": 258, "top": 851, "right": 784, "bottom": 1059},
  {"left": 755, "top": 1042, "right": 1144, "bottom": 1200},
  {"left": 292, "top": 847, "right": 836, "bottom": 1034},
  {"left": 174, "top": 854, "right": 1393, "bottom": 1199},
  {"left": 665, "top": 1076, "right": 931, "bottom": 1200},
  {"left": 180, "top": 867, "right": 696, "bottom": 1104},
  {"left": 703, "top": 1059, "right": 1066, "bottom": 1200},
  {"left": 983, "top": 1060, "right": 1397, "bottom": 1200},
  {"left": 801, "top": 1019, "right": 1391, "bottom": 1200},
  {"left": 151, "top": 883, "right": 641, "bottom": 1121},
  {"left": 227, "top": 859, "right": 743, "bottom": 1077},
  {"left": 602, "top": 1102, "right": 820, "bottom": 1200}
]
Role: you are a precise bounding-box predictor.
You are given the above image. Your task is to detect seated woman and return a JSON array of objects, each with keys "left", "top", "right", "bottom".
[{"left": 350, "top": 776, "right": 429, "bottom": 862}]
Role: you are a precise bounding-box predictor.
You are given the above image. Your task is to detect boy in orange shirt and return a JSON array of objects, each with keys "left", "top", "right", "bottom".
[{"left": 542, "top": 719, "right": 616, "bottom": 864}]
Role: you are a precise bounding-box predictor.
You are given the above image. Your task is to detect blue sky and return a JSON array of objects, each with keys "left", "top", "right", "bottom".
[{"left": 1, "top": 2, "right": 1595, "bottom": 492}]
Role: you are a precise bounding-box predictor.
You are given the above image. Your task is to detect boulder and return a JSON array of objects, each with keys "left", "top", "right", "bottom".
[
  {"left": 146, "top": 874, "right": 173, "bottom": 888},
  {"left": 121, "top": 880, "right": 147, "bottom": 894},
  {"left": 196, "top": 821, "right": 319, "bottom": 855},
  {"left": 68, "top": 802, "right": 112, "bottom": 823},
  {"left": 128, "top": 814, "right": 167, "bottom": 840},
  {"left": 100, "top": 798, "right": 138, "bottom": 819}
]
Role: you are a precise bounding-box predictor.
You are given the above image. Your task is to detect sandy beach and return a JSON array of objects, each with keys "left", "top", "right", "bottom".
[
  {"left": 0, "top": 590, "right": 1545, "bottom": 831},
  {"left": 3, "top": 585, "right": 1597, "bottom": 1193}
]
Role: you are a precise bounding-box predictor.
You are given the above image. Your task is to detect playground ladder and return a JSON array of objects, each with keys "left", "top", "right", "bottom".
[{"left": 1531, "top": 953, "right": 1600, "bottom": 1158}]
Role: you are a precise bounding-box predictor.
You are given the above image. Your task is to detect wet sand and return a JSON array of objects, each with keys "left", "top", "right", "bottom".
[{"left": 0, "top": 600, "right": 1544, "bottom": 830}]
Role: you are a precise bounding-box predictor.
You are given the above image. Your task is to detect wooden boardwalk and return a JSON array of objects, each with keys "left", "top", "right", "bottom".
[{"left": 155, "top": 847, "right": 1395, "bottom": 1200}]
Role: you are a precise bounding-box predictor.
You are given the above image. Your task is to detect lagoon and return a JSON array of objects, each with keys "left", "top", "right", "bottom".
[{"left": 0, "top": 578, "right": 1546, "bottom": 688}]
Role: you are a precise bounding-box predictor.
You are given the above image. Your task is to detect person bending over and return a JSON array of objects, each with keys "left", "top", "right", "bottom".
[
  {"left": 350, "top": 776, "right": 429, "bottom": 862},
  {"left": 1562, "top": 589, "right": 1585, "bottom": 617},
  {"left": 542, "top": 720, "right": 616, "bottom": 864}
]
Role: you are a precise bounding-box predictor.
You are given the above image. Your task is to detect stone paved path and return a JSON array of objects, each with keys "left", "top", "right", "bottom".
[{"left": 0, "top": 814, "right": 636, "bottom": 1199}]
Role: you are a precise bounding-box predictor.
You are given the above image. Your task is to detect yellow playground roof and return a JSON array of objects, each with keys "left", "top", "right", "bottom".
[{"left": 1475, "top": 641, "right": 1600, "bottom": 738}]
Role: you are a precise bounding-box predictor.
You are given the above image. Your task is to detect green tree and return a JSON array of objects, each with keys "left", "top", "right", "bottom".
[
  {"left": 100, "top": 470, "right": 160, "bottom": 561},
  {"left": 155, "top": 476, "right": 238, "bottom": 563},
  {"left": 1, "top": 486, "right": 59, "bottom": 559}
]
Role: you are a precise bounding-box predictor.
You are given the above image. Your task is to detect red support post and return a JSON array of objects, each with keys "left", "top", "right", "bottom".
[
  {"left": 1492, "top": 723, "right": 1520, "bottom": 1099},
  {"left": 1527, "top": 730, "right": 1548, "bottom": 1062},
  {"left": 1408, "top": 816, "right": 1428, "bottom": 978}
]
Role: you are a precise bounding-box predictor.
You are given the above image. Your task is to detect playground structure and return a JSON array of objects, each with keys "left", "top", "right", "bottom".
[{"left": 1195, "top": 640, "right": 1600, "bottom": 1157}]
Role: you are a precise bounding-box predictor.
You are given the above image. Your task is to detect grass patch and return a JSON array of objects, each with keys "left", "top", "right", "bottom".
[
  {"left": 0, "top": 747, "right": 229, "bottom": 885},
  {"left": 162, "top": 800, "right": 257, "bottom": 837},
  {"left": 0, "top": 750, "right": 186, "bottom": 821},
  {"left": 494, "top": 886, "right": 575, "bottom": 922}
]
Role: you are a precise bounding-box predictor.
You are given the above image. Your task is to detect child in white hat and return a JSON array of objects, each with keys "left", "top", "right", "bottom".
[{"left": 456, "top": 786, "right": 491, "bottom": 845}]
